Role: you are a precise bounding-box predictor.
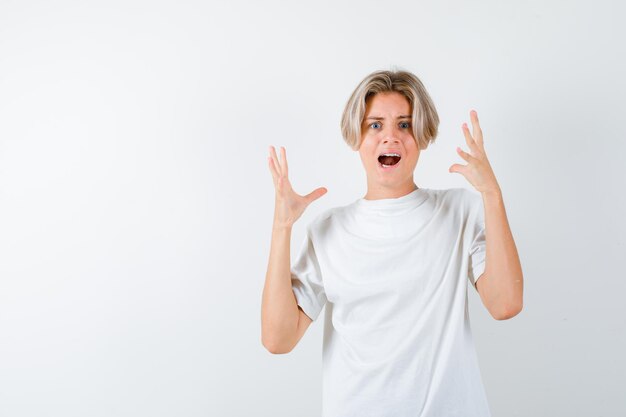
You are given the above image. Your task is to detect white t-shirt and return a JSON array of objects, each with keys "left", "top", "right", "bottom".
[{"left": 290, "top": 187, "right": 491, "bottom": 417}]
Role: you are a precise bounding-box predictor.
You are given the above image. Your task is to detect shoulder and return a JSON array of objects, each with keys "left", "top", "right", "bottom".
[
  {"left": 443, "top": 187, "right": 481, "bottom": 207},
  {"left": 452, "top": 187, "right": 484, "bottom": 226},
  {"left": 439, "top": 186, "right": 476, "bottom": 200},
  {"left": 429, "top": 187, "right": 482, "bottom": 220},
  {"left": 306, "top": 206, "right": 344, "bottom": 236},
  {"left": 420, "top": 187, "right": 469, "bottom": 201}
]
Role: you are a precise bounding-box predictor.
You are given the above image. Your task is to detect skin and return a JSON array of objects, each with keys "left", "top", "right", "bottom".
[
  {"left": 359, "top": 91, "right": 420, "bottom": 200},
  {"left": 267, "top": 146, "right": 327, "bottom": 229},
  {"left": 262, "top": 146, "right": 327, "bottom": 354},
  {"left": 449, "top": 110, "right": 501, "bottom": 194},
  {"left": 450, "top": 111, "right": 524, "bottom": 319}
]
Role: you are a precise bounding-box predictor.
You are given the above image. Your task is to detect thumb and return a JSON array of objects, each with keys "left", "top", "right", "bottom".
[
  {"left": 449, "top": 164, "right": 464, "bottom": 174},
  {"left": 304, "top": 187, "right": 328, "bottom": 204}
]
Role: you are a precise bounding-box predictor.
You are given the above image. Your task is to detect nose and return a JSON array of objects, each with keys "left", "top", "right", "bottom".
[{"left": 383, "top": 126, "right": 401, "bottom": 144}]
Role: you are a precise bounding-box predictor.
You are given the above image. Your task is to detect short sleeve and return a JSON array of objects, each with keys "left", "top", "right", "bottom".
[
  {"left": 290, "top": 227, "right": 327, "bottom": 321},
  {"left": 468, "top": 196, "right": 487, "bottom": 288}
]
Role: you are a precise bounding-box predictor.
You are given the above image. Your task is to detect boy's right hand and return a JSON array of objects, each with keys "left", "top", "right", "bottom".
[{"left": 268, "top": 146, "right": 327, "bottom": 228}]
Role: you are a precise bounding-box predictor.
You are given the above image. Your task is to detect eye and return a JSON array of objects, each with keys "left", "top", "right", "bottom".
[
  {"left": 369, "top": 122, "right": 381, "bottom": 129},
  {"left": 399, "top": 121, "right": 411, "bottom": 129}
]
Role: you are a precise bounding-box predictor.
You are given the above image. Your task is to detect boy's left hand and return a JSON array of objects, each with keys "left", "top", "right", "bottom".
[{"left": 449, "top": 110, "right": 501, "bottom": 195}]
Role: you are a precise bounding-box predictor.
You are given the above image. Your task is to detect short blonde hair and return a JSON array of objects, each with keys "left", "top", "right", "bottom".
[{"left": 340, "top": 69, "right": 439, "bottom": 151}]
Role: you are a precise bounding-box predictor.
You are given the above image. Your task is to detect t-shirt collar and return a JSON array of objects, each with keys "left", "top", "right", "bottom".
[{"left": 354, "top": 187, "right": 430, "bottom": 216}]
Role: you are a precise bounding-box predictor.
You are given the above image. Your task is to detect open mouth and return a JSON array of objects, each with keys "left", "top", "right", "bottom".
[{"left": 378, "top": 153, "right": 401, "bottom": 168}]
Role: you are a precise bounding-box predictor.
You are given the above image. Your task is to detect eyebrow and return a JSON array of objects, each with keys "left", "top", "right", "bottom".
[{"left": 365, "top": 115, "right": 412, "bottom": 120}]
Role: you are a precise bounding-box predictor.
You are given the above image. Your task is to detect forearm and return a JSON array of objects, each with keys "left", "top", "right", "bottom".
[
  {"left": 482, "top": 189, "right": 524, "bottom": 317},
  {"left": 261, "top": 224, "right": 300, "bottom": 352}
]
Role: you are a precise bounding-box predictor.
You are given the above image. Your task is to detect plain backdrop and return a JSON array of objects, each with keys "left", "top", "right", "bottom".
[{"left": 0, "top": 0, "right": 625, "bottom": 416}]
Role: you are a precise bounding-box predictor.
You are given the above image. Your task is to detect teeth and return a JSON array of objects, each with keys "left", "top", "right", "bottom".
[{"left": 380, "top": 153, "right": 400, "bottom": 157}]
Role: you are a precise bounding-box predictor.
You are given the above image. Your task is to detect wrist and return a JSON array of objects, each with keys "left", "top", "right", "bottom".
[
  {"left": 481, "top": 187, "right": 503, "bottom": 203},
  {"left": 272, "top": 221, "right": 294, "bottom": 232}
]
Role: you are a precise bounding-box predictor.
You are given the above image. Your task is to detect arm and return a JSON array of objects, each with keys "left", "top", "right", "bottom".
[
  {"left": 261, "top": 146, "right": 326, "bottom": 353},
  {"left": 450, "top": 110, "right": 524, "bottom": 320},
  {"left": 476, "top": 189, "right": 524, "bottom": 320},
  {"left": 261, "top": 224, "right": 312, "bottom": 354}
]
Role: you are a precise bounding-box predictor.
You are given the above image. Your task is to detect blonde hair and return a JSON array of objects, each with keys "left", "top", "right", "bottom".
[{"left": 340, "top": 69, "right": 439, "bottom": 151}]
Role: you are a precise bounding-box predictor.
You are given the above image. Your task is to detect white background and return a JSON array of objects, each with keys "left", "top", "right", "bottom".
[{"left": 0, "top": 0, "right": 625, "bottom": 416}]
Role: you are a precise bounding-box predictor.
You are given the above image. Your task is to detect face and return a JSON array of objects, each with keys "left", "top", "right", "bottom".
[{"left": 358, "top": 91, "right": 420, "bottom": 195}]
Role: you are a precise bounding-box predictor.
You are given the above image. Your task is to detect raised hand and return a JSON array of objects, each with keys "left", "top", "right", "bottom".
[
  {"left": 448, "top": 110, "right": 501, "bottom": 195},
  {"left": 268, "top": 146, "right": 327, "bottom": 228}
]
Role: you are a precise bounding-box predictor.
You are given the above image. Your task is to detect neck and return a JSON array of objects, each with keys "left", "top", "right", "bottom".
[{"left": 363, "top": 182, "right": 419, "bottom": 201}]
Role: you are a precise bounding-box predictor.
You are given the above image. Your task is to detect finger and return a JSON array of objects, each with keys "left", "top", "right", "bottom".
[
  {"left": 456, "top": 146, "right": 474, "bottom": 162},
  {"left": 462, "top": 123, "right": 473, "bottom": 147},
  {"left": 470, "top": 110, "right": 483, "bottom": 146},
  {"left": 461, "top": 123, "right": 483, "bottom": 156},
  {"left": 268, "top": 154, "right": 279, "bottom": 184},
  {"left": 460, "top": 121, "right": 478, "bottom": 154},
  {"left": 280, "top": 146, "right": 288, "bottom": 178},
  {"left": 305, "top": 187, "right": 328, "bottom": 203},
  {"left": 269, "top": 146, "right": 283, "bottom": 176},
  {"left": 268, "top": 146, "right": 283, "bottom": 186},
  {"left": 448, "top": 163, "right": 467, "bottom": 175}
]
